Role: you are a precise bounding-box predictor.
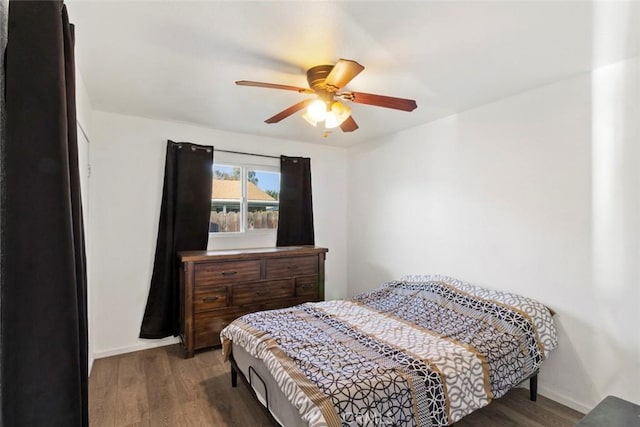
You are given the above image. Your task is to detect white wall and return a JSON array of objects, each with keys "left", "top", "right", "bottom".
[
  {"left": 347, "top": 57, "right": 639, "bottom": 413},
  {"left": 89, "top": 111, "right": 348, "bottom": 357}
]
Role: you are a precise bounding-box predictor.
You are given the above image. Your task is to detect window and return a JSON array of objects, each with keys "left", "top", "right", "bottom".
[{"left": 210, "top": 163, "right": 280, "bottom": 233}]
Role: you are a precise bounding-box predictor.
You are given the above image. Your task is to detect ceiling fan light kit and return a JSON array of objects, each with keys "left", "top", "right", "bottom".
[
  {"left": 303, "top": 100, "right": 351, "bottom": 129},
  {"left": 236, "top": 58, "right": 417, "bottom": 135},
  {"left": 325, "top": 101, "right": 351, "bottom": 128},
  {"left": 306, "top": 99, "right": 328, "bottom": 123}
]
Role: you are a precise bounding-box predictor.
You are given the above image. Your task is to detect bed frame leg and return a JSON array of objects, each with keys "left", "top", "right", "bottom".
[
  {"left": 231, "top": 365, "right": 238, "bottom": 387},
  {"left": 529, "top": 373, "right": 538, "bottom": 401}
]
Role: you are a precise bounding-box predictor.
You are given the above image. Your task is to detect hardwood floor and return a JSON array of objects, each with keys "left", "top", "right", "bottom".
[{"left": 89, "top": 344, "right": 584, "bottom": 426}]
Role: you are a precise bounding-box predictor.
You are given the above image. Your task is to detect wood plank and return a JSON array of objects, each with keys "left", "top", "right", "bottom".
[
  {"left": 89, "top": 355, "right": 120, "bottom": 427},
  {"left": 527, "top": 390, "right": 585, "bottom": 422},
  {"left": 456, "top": 400, "right": 523, "bottom": 427},
  {"left": 114, "top": 352, "right": 149, "bottom": 426},
  {"left": 456, "top": 389, "right": 581, "bottom": 426},
  {"left": 199, "top": 363, "right": 273, "bottom": 426},
  {"left": 455, "top": 406, "right": 513, "bottom": 426},
  {"left": 165, "top": 344, "right": 216, "bottom": 426},
  {"left": 142, "top": 347, "right": 186, "bottom": 426},
  {"left": 497, "top": 389, "right": 581, "bottom": 427}
]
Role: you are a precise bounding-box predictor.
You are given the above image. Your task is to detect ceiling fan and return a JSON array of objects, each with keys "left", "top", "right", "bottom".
[{"left": 236, "top": 59, "right": 417, "bottom": 134}]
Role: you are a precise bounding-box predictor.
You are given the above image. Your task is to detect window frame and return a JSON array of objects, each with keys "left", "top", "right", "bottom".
[{"left": 210, "top": 160, "right": 280, "bottom": 236}]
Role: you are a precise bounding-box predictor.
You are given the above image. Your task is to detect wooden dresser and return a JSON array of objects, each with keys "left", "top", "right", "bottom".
[{"left": 178, "top": 246, "right": 328, "bottom": 358}]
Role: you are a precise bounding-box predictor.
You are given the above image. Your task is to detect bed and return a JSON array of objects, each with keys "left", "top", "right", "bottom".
[{"left": 220, "top": 274, "right": 557, "bottom": 426}]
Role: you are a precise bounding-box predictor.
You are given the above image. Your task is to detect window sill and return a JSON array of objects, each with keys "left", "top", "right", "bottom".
[
  {"left": 208, "top": 229, "right": 277, "bottom": 238},
  {"left": 207, "top": 229, "right": 277, "bottom": 251}
]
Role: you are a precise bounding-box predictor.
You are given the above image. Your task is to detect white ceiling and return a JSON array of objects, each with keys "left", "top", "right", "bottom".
[{"left": 68, "top": 1, "right": 640, "bottom": 147}]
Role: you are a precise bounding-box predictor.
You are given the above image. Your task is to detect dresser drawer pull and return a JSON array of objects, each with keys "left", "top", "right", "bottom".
[
  {"left": 300, "top": 284, "right": 314, "bottom": 289},
  {"left": 221, "top": 271, "right": 238, "bottom": 276},
  {"left": 255, "top": 291, "right": 269, "bottom": 296},
  {"left": 202, "top": 296, "right": 221, "bottom": 303},
  {"left": 287, "top": 266, "right": 299, "bottom": 270}
]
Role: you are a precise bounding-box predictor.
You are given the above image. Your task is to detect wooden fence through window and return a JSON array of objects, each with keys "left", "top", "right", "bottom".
[{"left": 210, "top": 211, "right": 278, "bottom": 232}]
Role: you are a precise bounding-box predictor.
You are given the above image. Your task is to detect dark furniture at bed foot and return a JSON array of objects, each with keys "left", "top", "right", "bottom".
[
  {"left": 577, "top": 395, "right": 640, "bottom": 426},
  {"left": 178, "top": 246, "right": 328, "bottom": 358}
]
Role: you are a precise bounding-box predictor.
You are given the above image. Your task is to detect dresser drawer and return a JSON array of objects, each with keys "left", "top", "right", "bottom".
[
  {"left": 265, "top": 256, "right": 318, "bottom": 279},
  {"left": 296, "top": 275, "right": 319, "bottom": 298},
  {"left": 232, "top": 280, "right": 294, "bottom": 306},
  {"left": 194, "top": 285, "right": 229, "bottom": 312},
  {"left": 194, "top": 306, "right": 259, "bottom": 349},
  {"left": 194, "top": 260, "right": 261, "bottom": 286}
]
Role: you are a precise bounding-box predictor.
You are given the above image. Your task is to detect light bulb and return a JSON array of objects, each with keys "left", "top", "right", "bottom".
[
  {"left": 325, "top": 101, "right": 351, "bottom": 128},
  {"left": 325, "top": 112, "right": 339, "bottom": 129},
  {"left": 307, "top": 99, "right": 327, "bottom": 122},
  {"left": 301, "top": 111, "right": 317, "bottom": 127}
]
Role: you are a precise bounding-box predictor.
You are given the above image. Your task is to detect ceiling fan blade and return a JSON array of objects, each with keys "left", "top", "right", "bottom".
[
  {"left": 345, "top": 91, "right": 417, "bottom": 112},
  {"left": 340, "top": 115, "right": 359, "bottom": 132},
  {"left": 265, "top": 100, "right": 310, "bottom": 124},
  {"left": 236, "top": 80, "right": 313, "bottom": 94},
  {"left": 324, "top": 59, "right": 365, "bottom": 92}
]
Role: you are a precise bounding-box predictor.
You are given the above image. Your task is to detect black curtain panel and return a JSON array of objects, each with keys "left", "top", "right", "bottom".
[
  {"left": 2, "top": 2, "right": 88, "bottom": 426},
  {"left": 140, "top": 140, "right": 213, "bottom": 339},
  {"left": 276, "top": 156, "right": 315, "bottom": 246}
]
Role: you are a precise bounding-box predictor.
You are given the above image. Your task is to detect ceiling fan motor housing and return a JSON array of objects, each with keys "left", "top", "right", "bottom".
[{"left": 306, "top": 65, "right": 334, "bottom": 92}]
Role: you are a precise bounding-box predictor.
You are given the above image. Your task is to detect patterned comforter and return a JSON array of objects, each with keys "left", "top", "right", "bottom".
[{"left": 220, "top": 275, "right": 557, "bottom": 426}]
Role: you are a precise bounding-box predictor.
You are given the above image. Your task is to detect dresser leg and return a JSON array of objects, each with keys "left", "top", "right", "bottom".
[{"left": 180, "top": 336, "right": 195, "bottom": 359}]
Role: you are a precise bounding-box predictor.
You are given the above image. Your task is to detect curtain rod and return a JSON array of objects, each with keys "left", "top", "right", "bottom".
[{"left": 215, "top": 149, "right": 280, "bottom": 160}]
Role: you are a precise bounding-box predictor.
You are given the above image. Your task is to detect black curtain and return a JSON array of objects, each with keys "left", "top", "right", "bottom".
[
  {"left": 276, "top": 156, "right": 315, "bottom": 246},
  {"left": 2, "top": 2, "right": 88, "bottom": 426},
  {"left": 140, "top": 140, "right": 213, "bottom": 339}
]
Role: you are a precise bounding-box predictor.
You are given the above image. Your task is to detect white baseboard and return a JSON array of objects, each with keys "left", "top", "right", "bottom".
[
  {"left": 88, "top": 356, "right": 94, "bottom": 376},
  {"left": 92, "top": 337, "right": 180, "bottom": 360},
  {"left": 518, "top": 382, "right": 591, "bottom": 414},
  {"left": 538, "top": 384, "right": 591, "bottom": 414}
]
